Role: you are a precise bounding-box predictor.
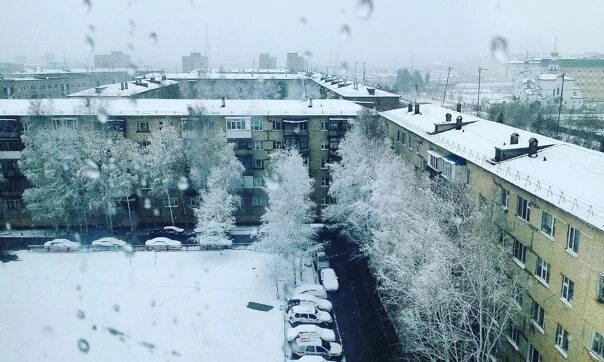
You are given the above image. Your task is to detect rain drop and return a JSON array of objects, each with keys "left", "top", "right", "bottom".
[
  {"left": 77, "top": 310, "right": 86, "bottom": 319},
  {"left": 304, "top": 51, "right": 313, "bottom": 59},
  {"left": 127, "top": 63, "right": 138, "bottom": 76},
  {"left": 144, "top": 198, "right": 152, "bottom": 209},
  {"left": 82, "top": 159, "right": 100, "bottom": 180},
  {"left": 490, "top": 36, "right": 509, "bottom": 63},
  {"left": 339, "top": 24, "right": 351, "bottom": 39},
  {"left": 97, "top": 111, "right": 108, "bottom": 124},
  {"left": 88, "top": 25, "right": 95, "bottom": 32},
  {"left": 122, "top": 243, "right": 134, "bottom": 257},
  {"left": 340, "top": 61, "right": 349, "bottom": 70},
  {"left": 299, "top": 17, "right": 307, "bottom": 26},
  {"left": 113, "top": 304, "right": 120, "bottom": 312},
  {"left": 85, "top": 36, "right": 95, "bottom": 53},
  {"left": 77, "top": 338, "right": 90, "bottom": 353},
  {"left": 5, "top": 222, "right": 11, "bottom": 230},
  {"left": 149, "top": 32, "right": 158, "bottom": 44},
  {"left": 266, "top": 173, "right": 282, "bottom": 191},
  {"left": 355, "top": 0, "right": 373, "bottom": 20},
  {"left": 42, "top": 326, "right": 56, "bottom": 336},
  {"left": 153, "top": 208, "right": 160, "bottom": 216},
  {"left": 177, "top": 176, "right": 189, "bottom": 191},
  {"left": 83, "top": 0, "right": 92, "bottom": 13}
]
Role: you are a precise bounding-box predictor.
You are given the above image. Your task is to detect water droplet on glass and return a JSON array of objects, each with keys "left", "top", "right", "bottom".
[
  {"left": 77, "top": 338, "right": 90, "bottom": 353},
  {"left": 5, "top": 222, "right": 11, "bottom": 230},
  {"left": 83, "top": 0, "right": 92, "bottom": 13},
  {"left": 76, "top": 284, "right": 81, "bottom": 291},
  {"left": 339, "top": 24, "right": 351, "bottom": 39},
  {"left": 128, "top": 43, "right": 134, "bottom": 51},
  {"left": 97, "top": 111, "right": 108, "bottom": 124},
  {"left": 149, "top": 32, "right": 158, "bottom": 44},
  {"left": 490, "top": 36, "right": 509, "bottom": 63},
  {"left": 177, "top": 176, "right": 189, "bottom": 191},
  {"left": 88, "top": 25, "right": 95, "bottom": 32},
  {"left": 355, "top": 0, "right": 373, "bottom": 20},
  {"left": 340, "top": 61, "right": 349, "bottom": 70},
  {"left": 85, "top": 36, "right": 95, "bottom": 53},
  {"left": 122, "top": 243, "right": 134, "bottom": 257},
  {"left": 127, "top": 63, "right": 137, "bottom": 76},
  {"left": 266, "top": 173, "right": 282, "bottom": 191},
  {"left": 150, "top": 300, "right": 156, "bottom": 308},
  {"left": 77, "top": 310, "right": 86, "bottom": 319},
  {"left": 304, "top": 51, "right": 313, "bottom": 59},
  {"left": 74, "top": 232, "right": 81, "bottom": 243},
  {"left": 83, "top": 159, "right": 100, "bottom": 180},
  {"left": 144, "top": 198, "right": 152, "bottom": 209},
  {"left": 153, "top": 208, "right": 160, "bottom": 216},
  {"left": 113, "top": 304, "right": 120, "bottom": 312},
  {"left": 42, "top": 326, "right": 56, "bottom": 336},
  {"left": 299, "top": 17, "right": 307, "bottom": 26}
]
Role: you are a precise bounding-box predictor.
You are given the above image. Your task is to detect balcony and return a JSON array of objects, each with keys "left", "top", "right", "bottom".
[{"left": 284, "top": 129, "right": 308, "bottom": 137}]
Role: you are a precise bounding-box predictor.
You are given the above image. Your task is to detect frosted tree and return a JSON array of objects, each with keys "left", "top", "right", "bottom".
[
  {"left": 142, "top": 122, "right": 186, "bottom": 225},
  {"left": 257, "top": 148, "right": 316, "bottom": 284}
]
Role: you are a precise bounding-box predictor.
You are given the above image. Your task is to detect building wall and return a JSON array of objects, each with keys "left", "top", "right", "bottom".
[
  {"left": 382, "top": 113, "right": 604, "bottom": 362},
  {"left": 561, "top": 67, "right": 604, "bottom": 103}
]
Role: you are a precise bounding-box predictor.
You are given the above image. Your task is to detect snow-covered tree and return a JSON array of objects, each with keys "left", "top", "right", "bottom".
[
  {"left": 141, "top": 122, "right": 186, "bottom": 225},
  {"left": 257, "top": 148, "right": 316, "bottom": 284}
]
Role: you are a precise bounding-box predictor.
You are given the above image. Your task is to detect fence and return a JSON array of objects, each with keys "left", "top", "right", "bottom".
[{"left": 27, "top": 242, "right": 257, "bottom": 253}]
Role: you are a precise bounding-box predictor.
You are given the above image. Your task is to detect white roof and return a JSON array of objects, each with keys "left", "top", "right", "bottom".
[
  {"left": 145, "top": 71, "right": 306, "bottom": 81},
  {"left": 10, "top": 68, "right": 132, "bottom": 76},
  {"left": 145, "top": 237, "right": 181, "bottom": 246},
  {"left": 310, "top": 74, "right": 399, "bottom": 98},
  {"left": 0, "top": 99, "right": 362, "bottom": 117},
  {"left": 381, "top": 103, "right": 604, "bottom": 231},
  {"left": 68, "top": 80, "right": 178, "bottom": 98}
]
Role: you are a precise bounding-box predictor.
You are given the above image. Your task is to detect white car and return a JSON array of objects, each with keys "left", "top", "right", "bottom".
[
  {"left": 320, "top": 268, "right": 339, "bottom": 292},
  {"left": 294, "top": 284, "right": 328, "bottom": 299},
  {"left": 288, "top": 356, "right": 329, "bottom": 362},
  {"left": 288, "top": 305, "right": 332, "bottom": 326},
  {"left": 287, "top": 293, "right": 333, "bottom": 312},
  {"left": 163, "top": 226, "right": 184, "bottom": 234},
  {"left": 286, "top": 325, "right": 336, "bottom": 342},
  {"left": 91, "top": 237, "right": 129, "bottom": 250},
  {"left": 290, "top": 335, "right": 343, "bottom": 360},
  {"left": 44, "top": 239, "right": 81, "bottom": 252},
  {"left": 145, "top": 237, "right": 182, "bottom": 250}
]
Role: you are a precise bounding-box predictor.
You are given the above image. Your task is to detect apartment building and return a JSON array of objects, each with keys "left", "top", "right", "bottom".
[
  {"left": 258, "top": 53, "right": 277, "bottom": 70},
  {"left": 68, "top": 76, "right": 180, "bottom": 99},
  {"left": 380, "top": 103, "right": 604, "bottom": 362},
  {"left": 94, "top": 51, "right": 131, "bottom": 69},
  {"left": 181, "top": 52, "right": 209, "bottom": 72},
  {"left": 0, "top": 98, "right": 360, "bottom": 228}
]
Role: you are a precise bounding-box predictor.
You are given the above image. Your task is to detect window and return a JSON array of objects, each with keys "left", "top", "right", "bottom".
[
  {"left": 512, "top": 238, "right": 526, "bottom": 266},
  {"left": 226, "top": 117, "right": 247, "bottom": 130},
  {"left": 598, "top": 275, "right": 604, "bottom": 303},
  {"left": 396, "top": 129, "right": 401, "bottom": 141},
  {"left": 272, "top": 141, "right": 283, "bottom": 150},
  {"left": 329, "top": 138, "right": 340, "bottom": 150},
  {"left": 321, "top": 160, "right": 327, "bottom": 169},
  {"left": 272, "top": 121, "right": 283, "bottom": 130},
  {"left": 321, "top": 141, "right": 328, "bottom": 150},
  {"left": 136, "top": 122, "right": 150, "bottom": 132},
  {"left": 592, "top": 331, "right": 604, "bottom": 360},
  {"left": 321, "top": 120, "right": 328, "bottom": 131},
  {"left": 252, "top": 195, "right": 266, "bottom": 207},
  {"left": 253, "top": 177, "right": 264, "bottom": 188},
  {"left": 534, "top": 257, "right": 550, "bottom": 286},
  {"left": 555, "top": 324, "right": 570, "bottom": 355},
  {"left": 188, "top": 197, "right": 200, "bottom": 208},
  {"left": 540, "top": 211, "right": 555, "bottom": 237},
  {"left": 138, "top": 141, "right": 150, "bottom": 148},
  {"left": 516, "top": 196, "right": 530, "bottom": 221},
  {"left": 500, "top": 187, "right": 509, "bottom": 208},
  {"left": 561, "top": 275, "right": 574, "bottom": 305},
  {"left": 321, "top": 177, "right": 330, "bottom": 187},
  {"left": 566, "top": 226, "right": 580, "bottom": 254},
  {"left": 527, "top": 345, "right": 542, "bottom": 362},
  {"left": 252, "top": 119, "right": 263, "bottom": 131},
  {"left": 401, "top": 132, "right": 406, "bottom": 145},
  {"left": 164, "top": 198, "right": 178, "bottom": 208},
  {"left": 507, "top": 321, "right": 520, "bottom": 349},
  {"left": 321, "top": 195, "right": 333, "bottom": 205},
  {"left": 5, "top": 199, "right": 20, "bottom": 210},
  {"left": 252, "top": 159, "right": 264, "bottom": 169},
  {"left": 253, "top": 140, "right": 263, "bottom": 150},
  {"left": 531, "top": 300, "right": 545, "bottom": 331},
  {"left": 514, "top": 284, "right": 524, "bottom": 307},
  {"left": 52, "top": 118, "right": 77, "bottom": 129}
]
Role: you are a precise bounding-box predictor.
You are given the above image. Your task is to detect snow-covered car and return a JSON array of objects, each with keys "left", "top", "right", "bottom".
[
  {"left": 288, "top": 356, "right": 329, "bottom": 362},
  {"left": 314, "top": 251, "right": 330, "bottom": 271},
  {"left": 288, "top": 305, "right": 332, "bottom": 327},
  {"left": 163, "top": 226, "right": 185, "bottom": 234},
  {"left": 286, "top": 324, "right": 336, "bottom": 342},
  {"left": 294, "top": 284, "right": 328, "bottom": 299},
  {"left": 287, "top": 293, "right": 333, "bottom": 312},
  {"left": 319, "top": 268, "right": 339, "bottom": 292},
  {"left": 290, "top": 335, "right": 343, "bottom": 360},
  {"left": 145, "top": 237, "right": 182, "bottom": 250},
  {"left": 43, "top": 239, "right": 81, "bottom": 252},
  {"left": 91, "top": 237, "right": 129, "bottom": 251}
]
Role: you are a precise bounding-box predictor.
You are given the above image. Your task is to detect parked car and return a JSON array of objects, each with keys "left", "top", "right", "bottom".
[
  {"left": 44, "top": 239, "right": 81, "bottom": 252},
  {"left": 293, "top": 284, "right": 328, "bottom": 299},
  {"left": 145, "top": 237, "right": 182, "bottom": 250},
  {"left": 319, "top": 268, "right": 339, "bottom": 292},
  {"left": 286, "top": 325, "right": 336, "bottom": 342},
  {"left": 91, "top": 237, "right": 129, "bottom": 251},
  {"left": 290, "top": 335, "right": 342, "bottom": 360},
  {"left": 288, "top": 305, "right": 332, "bottom": 327},
  {"left": 314, "top": 251, "right": 330, "bottom": 271},
  {"left": 287, "top": 293, "right": 333, "bottom": 312},
  {"left": 163, "top": 226, "right": 185, "bottom": 234}
]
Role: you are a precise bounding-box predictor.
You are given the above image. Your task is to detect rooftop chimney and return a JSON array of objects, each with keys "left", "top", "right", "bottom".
[
  {"left": 445, "top": 113, "right": 452, "bottom": 122},
  {"left": 367, "top": 87, "right": 375, "bottom": 95},
  {"left": 162, "top": 74, "right": 167, "bottom": 81},
  {"left": 455, "top": 116, "right": 463, "bottom": 130},
  {"left": 456, "top": 103, "right": 462, "bottom": 112},
  {"left": 407, "top": 103, "right": 413, "bottom": 112},
  {"left": 120, "top": 82, "right": 124, "bottom": 91},
  {"left": 510, "top": 133, "right": 519, "bottom": 145},
  {"left": 124, "top": 82, "right": 128, "bottom": 89},
  {"left": 528, "top": 138, "right": 538, "bottom": 157},
  {"left": 221, "top": 97, "right": 226, "bottom": 108},
  {"left": 414, "top": 103, "right": 420, "bottom": 114},
  {"left": 496, "top": 113, "right": 504, "bottom": 124},
  {"left": 308, "top": 98, "right": 313, "bottom": 108}
]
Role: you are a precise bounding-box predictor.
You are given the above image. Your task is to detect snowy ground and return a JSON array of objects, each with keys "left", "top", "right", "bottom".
[{"left": 0, "top": 250, "right": 286, "bottom": 362}]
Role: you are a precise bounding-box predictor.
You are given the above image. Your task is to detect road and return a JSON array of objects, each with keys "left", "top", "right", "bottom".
[{"left": 322, "top": 230, "right": 404, "bottom": 362}]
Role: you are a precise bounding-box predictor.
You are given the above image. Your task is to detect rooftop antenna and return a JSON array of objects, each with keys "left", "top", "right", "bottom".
[
  {"left": 477, "top": 67, "right": 487, "bottom": 116},
  {"left": 556, "top": 72, "right": 565, "bottom": 138},
  {"left": 442, "top": 66, "right": 453, "bottom": 107}
]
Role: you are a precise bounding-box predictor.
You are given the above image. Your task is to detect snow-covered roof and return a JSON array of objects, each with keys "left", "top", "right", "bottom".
[
  {"left": 145, "top": 237, "right": 181, "bottom": 246},
  {"left": 381, "top": 103, "right": 604, "bottom": 231},
  {"left": 10, "top": 68, "right": 132, "bottom": 76},
  {"left": 537, "top": 73, "right": 575, "bottom": 81},
  {"left": 0, "top": 99, "right": 362, "bottom": 117},
  {"left": 310, "top": 74, "right": 399, "bottom": 99},
  {"left": 68, "top": 80, "right": 179, "bottom": 98},
  {"left": 144, "top": 71, "right": 306, "bottom": 81}
]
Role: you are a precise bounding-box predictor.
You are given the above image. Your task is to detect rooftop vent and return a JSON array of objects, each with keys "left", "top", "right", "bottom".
[
  {"left": 414, "top": 103, "right": 420, "bottom": 115},
  {"left": 407, "top": 103, "right": 413, "bottom": 112},
  {"left": 124, "top": 82, "right": 128, "bottom": 89},
  {"left": 496, "top": 113, "right": 504, "bottom": 124},
  {"left": 510, "top": 133, "right": 519, "bottom": 145},
  {"left": 455, "top": 116, "right": 463, "bottom": 130},
  {"left": 367, "top": 87, "right": 375, "bottom": 95},
  {"left": 221, "top": 97, "right": 226, "bottom": 108},
  {"left": 456, "top": 103, "right": 462, "bottom": 112},
  {"left": 161, "top": 74, "right": 167, "bottom": 81},
  {"left": 308, "top": 98, "right": 313, "bottom": 108},
  {"left": 119, "top": 82, "right": 124, "bottom": 91},
  {"left": 445, "top": 113, "right": 452, "bottom": 122},
  {"left": 528, "top": 138, "right": 538, "bottom": 157}
]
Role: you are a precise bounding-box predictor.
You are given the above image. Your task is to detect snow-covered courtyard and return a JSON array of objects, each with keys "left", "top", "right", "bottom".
[{"left": 0, "top": 250, "right": 285, "bottom": 362}]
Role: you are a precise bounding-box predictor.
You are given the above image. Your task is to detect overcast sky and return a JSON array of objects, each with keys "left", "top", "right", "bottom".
[{"left": 1, "top": 0, "right": 602, "bottom": 69}]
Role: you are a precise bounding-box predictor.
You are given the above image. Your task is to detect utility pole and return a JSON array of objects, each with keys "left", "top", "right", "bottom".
[
  {"left": 442, "top": 66, "right": 453, "bottom": 107},
  {"left": 477, "top": 67, "right": 487, "bottom": 117},
  {"left": 556, "top": 72, "right": 565, "bottom": 138}
]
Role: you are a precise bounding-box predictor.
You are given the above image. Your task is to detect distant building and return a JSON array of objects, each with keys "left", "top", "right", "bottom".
[
  {"left": 94, "top": 51, "right": 131, "bottom": 69},
  {"left": 286, "top": 53, "right": 305, "bottom": 72},
  {"left": 258, "top": 53, "right": 277, "bottom": 69},
  {"left": 182, "top": 53, "right": 208, "bottom": 72}
]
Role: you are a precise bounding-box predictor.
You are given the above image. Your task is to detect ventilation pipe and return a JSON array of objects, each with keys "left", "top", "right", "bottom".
[
  {"left": 510, "top": 133, "right": 519, "bottom": 145},
  {"left": 445, "top": 113, "right": 452, "bottom": 122},
  {"left": 120, "top": 82, "right": 124, "bottom": 90},
  {"left": 414, "top": 103, "right": 420, "bottom": 114},
  {"left": 221, "top": 97, "right": 226, "bottom": 108},
  {"left": 528, "top": 138, "right": 538, "bottom": 157},
  {"left": 124, "top": 82, "right": 128, "bottom": 89},
  {"left": 456, "top": 103, "right": 462, "bottom": 112},
  {"left": 407, "top": 103, "right": 413, "bottom": 112},
  {"left": 455, "top": 116, "right": 463, "bottom": 130},
  {"left": 308, "top": 98, "right": 313, "bottom": 108}
]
